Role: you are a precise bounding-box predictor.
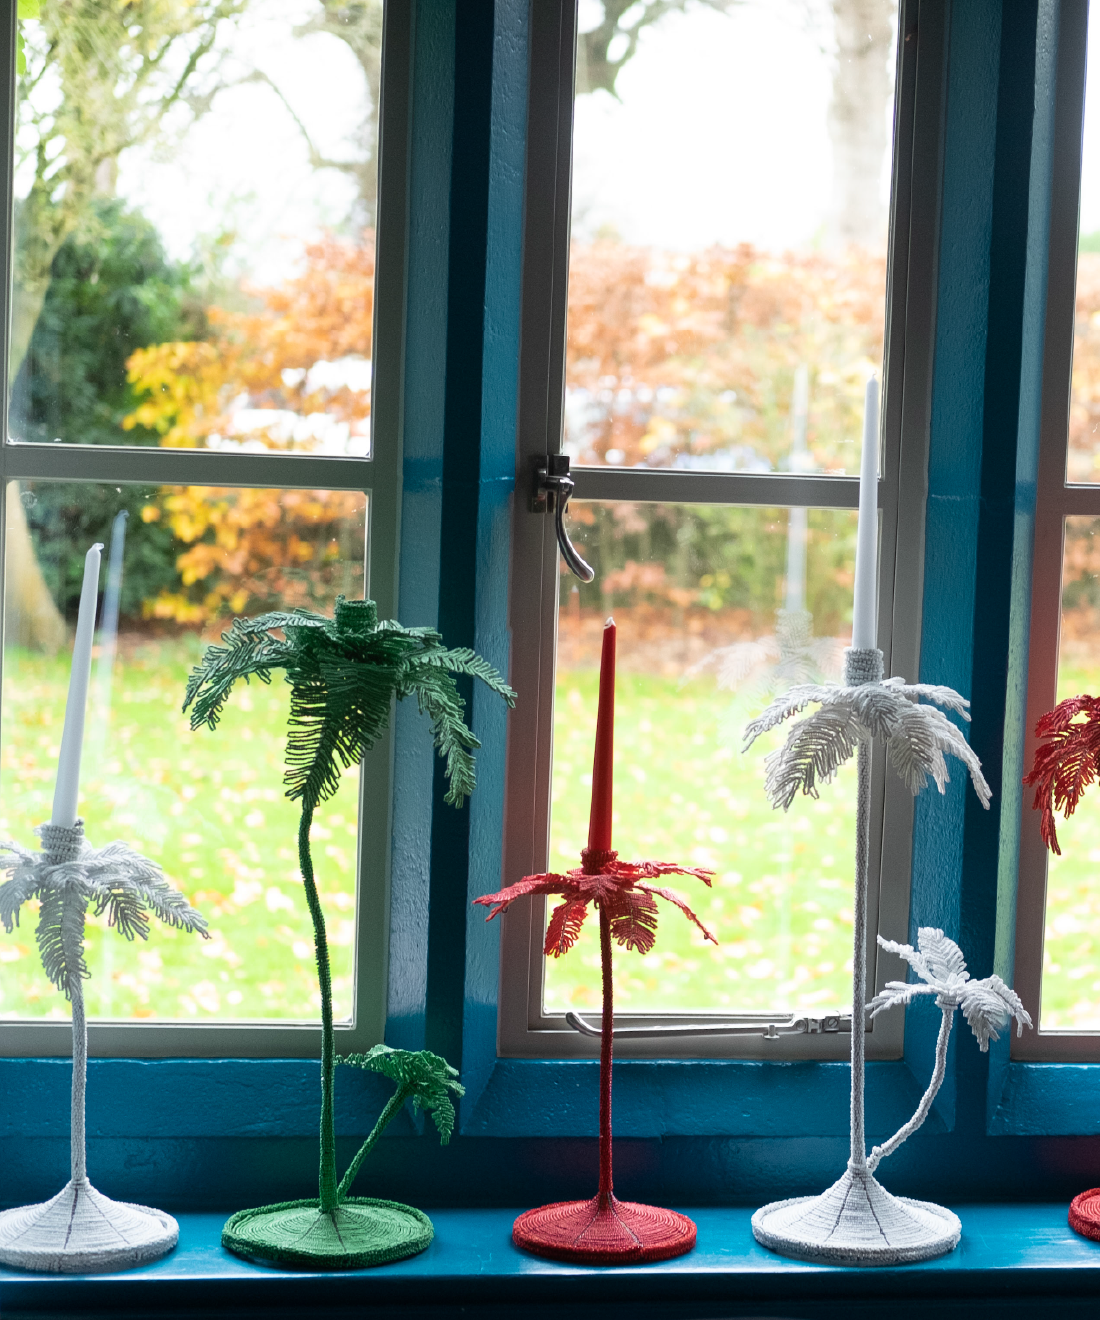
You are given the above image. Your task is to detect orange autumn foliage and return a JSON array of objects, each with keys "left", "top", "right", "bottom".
[{"left": 126, "top": 234, "right": 373, "bottom": 624}]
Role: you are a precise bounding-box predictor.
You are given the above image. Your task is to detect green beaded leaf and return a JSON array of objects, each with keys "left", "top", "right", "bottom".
[{"left": 343, "top": 1045, "right": 465, "bottom": 1145}]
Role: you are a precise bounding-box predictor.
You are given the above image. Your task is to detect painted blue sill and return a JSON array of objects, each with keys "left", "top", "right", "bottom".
[
  {"left": 2, "top": 1205, "right": 1099, "bottom": 1314},
  {"left": 990, "top": 1062, "right": 1100, "bottom": 1136}
]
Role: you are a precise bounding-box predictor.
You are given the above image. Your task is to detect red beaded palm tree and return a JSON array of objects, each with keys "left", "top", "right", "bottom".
[
  {"left": 475, "top": 620, "right": 714, "bottom": 1265},
  {"left": 1025, "top": 693, "right": 1100, "bottom": 1241}
]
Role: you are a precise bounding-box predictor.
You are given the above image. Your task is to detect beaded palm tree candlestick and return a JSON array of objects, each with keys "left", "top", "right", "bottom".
[
  {"left": 746, "top": 380, "right": 1030, "bottom": 1266},
  {"left": 184, "top": 597, "right": 513, "bottom": 1269},
  {"left": 475, "top": 620, "right": 714, "bottom": 1265},
  {"left": 0, "top": 546, "right": 208, "bottom": 1274},
  {"left": 1024, "top": 693, "right": 1100, "bottom": 1241}
]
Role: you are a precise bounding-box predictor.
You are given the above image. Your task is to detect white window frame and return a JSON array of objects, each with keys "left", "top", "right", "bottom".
[
  {"left": 497, "top": 0, "right": 944, "bottom": 1060},
  {"left": 1013, "top": 0, "right": 1097, "bottom": 1061},
  {"left": 0, "top": 0, "right": 410, "bottom": 1059}
]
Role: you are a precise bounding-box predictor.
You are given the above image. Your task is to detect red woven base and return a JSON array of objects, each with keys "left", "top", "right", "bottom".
[
  {"left": 512, "top": 1194, "right": 696, "bottom": 1265},
  {"left": 1069, "top": 1188, "right": 1100, "bottom": 1241}
]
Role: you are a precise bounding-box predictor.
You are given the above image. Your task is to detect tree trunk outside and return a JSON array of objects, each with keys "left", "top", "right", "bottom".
[{"left": 828, "top": 0, "right": 898, "bottom": 249}]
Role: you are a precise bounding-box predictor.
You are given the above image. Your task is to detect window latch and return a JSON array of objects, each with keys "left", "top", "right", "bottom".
[
  {"left": 565, "top": 1011, "right": 853, "bottom": 1040},
  {"left": 533, "top": 454, "right": 595, "bottom": 583}
]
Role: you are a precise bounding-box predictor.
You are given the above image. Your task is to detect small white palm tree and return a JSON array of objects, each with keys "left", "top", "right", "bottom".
[
  {"left": 863, "top": 927, "right": 1031, "bottom": 1173},
  {"left": 747, "top": 653, "right": 1008, "bottom": 1266},
  {"left": 0, "top": 821, "right": 207, "bottom": 1272}
]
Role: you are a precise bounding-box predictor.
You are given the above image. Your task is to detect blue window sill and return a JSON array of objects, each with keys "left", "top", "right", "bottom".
[{"left": 3, "top": 1205, "right": 1099, "bottom": 1315}]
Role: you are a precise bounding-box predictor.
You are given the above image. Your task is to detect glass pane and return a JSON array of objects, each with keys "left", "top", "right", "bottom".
[
  {"left": 10, "top": 2, "right": 377, "bottom": 456},
  {"left": 566, "top": 3, "right": 897, "bottom": 474},
  {"left": 1039, "top": 516, "right": 1100, "bottom": 1029},
  {"left": 543, "top": 501, "right": 859, "bottom": 1015},
  {"left": 1068, "top": 8, "right": 1100, "bottom": 481},
  {"left": 1, "top": 480, "right": 366, "bottom": 1022}
]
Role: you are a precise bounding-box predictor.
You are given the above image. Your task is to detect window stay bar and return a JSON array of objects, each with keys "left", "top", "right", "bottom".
[{"left": 565, "top": 1010, "right": 853, "bottom": 1041}]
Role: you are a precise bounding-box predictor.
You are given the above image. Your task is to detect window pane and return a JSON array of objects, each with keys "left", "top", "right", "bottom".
[
  {"left": 1, "top": 481, "right": 366, "bottom": 1022},
  {"left": 543, "top": 501, "right": 858, "bottom": 1016},
  {"left": 10, "top": 2, "right": 378, "bottom": 456},
  {"left": 1039, "top": 516, "right": 1100, "bottom": 1029},
  {"left": 566, "top": 3, "right": 897, "bottom": 474},
  {"left": 1068, "top": 7, "right": 1100, "bottom": 481}
]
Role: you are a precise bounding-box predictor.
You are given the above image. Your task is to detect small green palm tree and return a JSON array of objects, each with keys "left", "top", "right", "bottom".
[{"left": 184, "top": 597, "right": 514, "bottom": 1244}]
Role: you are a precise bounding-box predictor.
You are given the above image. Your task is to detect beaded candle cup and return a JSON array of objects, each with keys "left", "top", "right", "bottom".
[
  {"left": 0, "top": 545, "right": 209, "bottom": 1274},
  {"left": 475, "top": 619, "right": 714, "bottom": 1266}
]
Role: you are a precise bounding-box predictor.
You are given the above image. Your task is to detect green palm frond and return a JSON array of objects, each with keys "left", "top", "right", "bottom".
[
  {"left": 183, "top": 616, "right": 295, "bottom": 731},
  {"left": 343, "top": 1045, "right": 465, "bottom": 1144},
  {"left": 186, "top": 596, "right": 515, "bottom": 812}
]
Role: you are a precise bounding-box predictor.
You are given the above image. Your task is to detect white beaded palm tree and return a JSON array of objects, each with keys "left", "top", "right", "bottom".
[
  {"left": 0, "top": 822, "right": 208, "bottom": 1272},
  {"left": 745, "top": 646, "right": 1001, "bottom": 1266}
]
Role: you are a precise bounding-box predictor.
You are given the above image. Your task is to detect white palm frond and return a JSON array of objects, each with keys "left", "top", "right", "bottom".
[
  {"left": 0, "top": 824, "right": 208, "bottom": 997},
  {"left": 744, "top": 677, "right": 991, "bottom": 810},
  {"left": 958, "top": 974, "right": 1031, "bottom": 1051},
  {"left": 869, "top": 928, "right": 1032, "bottom": 1052}
]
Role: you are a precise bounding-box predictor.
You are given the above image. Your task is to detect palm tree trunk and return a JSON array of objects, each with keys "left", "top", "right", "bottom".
[
  {"left": 299, "top": 803, "right": 338, "bottom": 1213},
  {"left": 70, "top": 976, "right": 87, "bottom": 1185},
  {"left": 336, "top": 1085, "right": 409, "bottom": 1202},
  {"left": 597, "top": 903, "right": 614, "bottom": 1206},
  {"left": 849, "top": 737, "right": 871, "bottom": 1170}
]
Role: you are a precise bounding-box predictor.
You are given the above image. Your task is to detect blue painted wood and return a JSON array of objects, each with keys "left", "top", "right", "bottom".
[{"left": 4, "top": 1205, "right": 1100, "bottom": 1315}]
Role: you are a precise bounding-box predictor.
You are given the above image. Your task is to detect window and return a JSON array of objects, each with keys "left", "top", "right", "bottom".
[
  {"left": 1015, "top": 0, "right": 1100, "bottom": 1060},
  {"left": 0, "top": 0, "right": 401, "bottom": 1057},
  {"left": 499, "top": 0, "right": 935, "bottom": 1058}
]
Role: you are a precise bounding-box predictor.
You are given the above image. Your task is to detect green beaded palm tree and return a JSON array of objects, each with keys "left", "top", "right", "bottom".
[{"left": 184, "top": 597, "right": 514, "bottom": 1268}]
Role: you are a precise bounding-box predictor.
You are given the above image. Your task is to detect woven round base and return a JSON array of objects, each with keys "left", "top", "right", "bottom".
[
  {"left": 752, "top": 1168, "right": 960, "bottom": 1267},
  {"left": 512, "top": 1194, "right": 696, "bottom": 1265},
  {"left": 1069, "top": 1188, "right": 1100, "bottom": 1241},
  {"left": 0, "top": 1180, "right": 178, "bottom": 1274},
  {"left": 221, "top": 1197, "right": 434, "bottom": 1270}
]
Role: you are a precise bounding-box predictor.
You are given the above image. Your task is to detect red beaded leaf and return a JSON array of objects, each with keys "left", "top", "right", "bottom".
[
  {"left": 474, "top": 856, "right": 716, "bottom": 959},
  {"left": 1023, "top": 694, "right": 1100, "bottom": 855}
]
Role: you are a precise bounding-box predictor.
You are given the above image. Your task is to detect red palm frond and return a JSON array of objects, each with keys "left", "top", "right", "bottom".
[
  {"left": 473, "top": 853, "right": 716, "bottom": 957},
  {"left": 635, "top": 882, "right": 718, "bottom": 945},
  {"left": 604, "top": 887, "right": 660, "bottom": 954},
  {"left": 1024, "top": 694, "right": 1100, "bottom": 854},
  {"left": 545, "top": 896, "right": 590, "bottom": 957},
  {"left": 472, "top": 872, "right": 576, "bottom": 921}
]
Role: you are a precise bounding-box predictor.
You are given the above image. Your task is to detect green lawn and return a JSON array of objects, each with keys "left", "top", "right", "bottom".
[
  {"left": 3, "top": 641, "right": 1098, "bottom": 1028},
  {"left": 0, "top": 641, "right": 359, "bottom": 1022}
]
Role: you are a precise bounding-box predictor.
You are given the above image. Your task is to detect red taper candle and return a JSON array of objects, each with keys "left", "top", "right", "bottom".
[{"left": 587, "top": 618, "right": 616, "bottom": 853}]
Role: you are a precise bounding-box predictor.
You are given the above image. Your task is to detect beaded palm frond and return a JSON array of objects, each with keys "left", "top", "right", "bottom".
[
  {"left": 343, "top": 1045, "right": 465, "bottom": 1145},
  {"left": 1023, "top": 693, "right": 1100, "bottom": 855},
  {"left": 868, "top": 927, "right": 1031, "bottom": 1051},
  {"left": 0, "top": 825, "right": 208, "bottom": 997},
  {"left": 476, "top": 851, "right": 716, "bottom": 958},
  {"left": 183, "top": 597, "right": 516, "bottom": 811},
  {"left": 743, "top": 676, "right": 991, "bottom": 810}
]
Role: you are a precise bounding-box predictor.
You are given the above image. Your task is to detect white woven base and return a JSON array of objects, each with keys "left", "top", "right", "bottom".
[
  {"left": 752, "top": 1167, "right": 960, "bottom": 1266},
  {"left": 0, "top": 1179, "right": 178, "bottom": 1273}
]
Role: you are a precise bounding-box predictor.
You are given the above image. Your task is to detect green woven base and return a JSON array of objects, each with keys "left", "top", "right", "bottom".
[{"left": 221, "top": 1197, "right": 434, "bottom": 1270}]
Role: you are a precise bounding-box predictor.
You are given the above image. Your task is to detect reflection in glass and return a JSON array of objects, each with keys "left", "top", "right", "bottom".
[
  {"left": 543, "top": 501, "right": 859, "bottom": 1015},
  {"left": 1, "top": 481, "right": 366, "bottom": 1023},
  {"left": 9, "top": 1, "right": 377, "bottom": 457},
  {"left": 1040, "top": 517, "right": 1100, "bottom": 1028},
  {"left": 565, "top": 4, "right": 897, "bottom": 475}
]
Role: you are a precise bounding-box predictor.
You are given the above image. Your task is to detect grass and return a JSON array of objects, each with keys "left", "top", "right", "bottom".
[
  {"left": 0, "top": 641, "right": 359, "bottom": 1022},
  {"left": 3, "top": 640, "right": 1099, "bottom": 1028}
]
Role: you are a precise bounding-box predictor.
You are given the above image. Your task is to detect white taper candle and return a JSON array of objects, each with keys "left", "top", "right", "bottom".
[
  {"left": 51, "top": 543, "right": 103, "bottom": 829},
  {"left": 851, "top": 377, "right": 880, "bottom": 651}
]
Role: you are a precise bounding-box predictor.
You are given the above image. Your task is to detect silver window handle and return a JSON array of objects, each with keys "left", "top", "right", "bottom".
[
  {"left": 533, "top": 454, "right": 595, "bottom": 582},
  {"left": 566, "top": 1011, "right": 853, "bottom": 1040}
]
